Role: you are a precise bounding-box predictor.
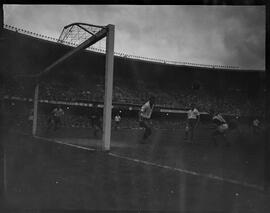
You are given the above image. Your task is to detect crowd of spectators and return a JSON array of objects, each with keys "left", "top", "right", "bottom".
[
  {"left": 35, "top": 113, "right": 186, "bottom": 131},
  {"left": 0, "top": 75, "right": 265, "bottom": 118},
  {"left": 38, "top": 82, "right": 265, "bottom": 117}
]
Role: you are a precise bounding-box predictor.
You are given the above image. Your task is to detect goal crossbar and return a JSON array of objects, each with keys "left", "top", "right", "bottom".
[{"left": 38, "top": 27, "right": 108, "bottom": 80}]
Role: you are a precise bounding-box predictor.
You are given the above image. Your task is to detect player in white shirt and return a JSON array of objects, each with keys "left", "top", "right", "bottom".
[
  {"left": 184, "top": 103, "right": 200, "bottom": 143},
  {"left": 138, "top": 96, "right": 155, "bottom": 143}
]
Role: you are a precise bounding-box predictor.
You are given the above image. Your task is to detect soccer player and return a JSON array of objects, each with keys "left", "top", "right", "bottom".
[
  {"left": 138, "top": 96, "right": 155, "bottom": 143},
  {"left": 228, "top": 112, "right": 242, "bottom": 138},
  {"left": 252, "top": 117, "right": 261, "bottom": 135},
  {"left": 89, "top": 103, "right": 102, "bottom": 137},
  {"left": 114, "top": 111, "right": 121, "bottom": 130},
  {"left": 28, "top": 108, "right": 34, "bottom": 128},
  {"left": 210, "top": 110, "right": 230, "bottom": 146},
  {"left": 184, "top": 103, "right": 200, "bottom": 143},
  {"left": 48, "top": 105, "right": 64, "bottom": 131}
]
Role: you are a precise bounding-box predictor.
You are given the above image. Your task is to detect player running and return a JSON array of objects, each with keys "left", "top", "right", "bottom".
[
  {"left": 210, "top": 110, "right": 230, "bottom": 146},
  {"left": 89, "top": 103, "right": 102, "bottom": 137},
  {"left": 47, "top": 105, "right": 64, "bottom": 131},
  {"left": 138, "top": 96, "right": 155, "bottom": 143},
  {"left": 114, "top": 111, "right": 121, "bottom": 130},
  {"left": 184, "top": 103, "right": 200, "bottom": 144}
]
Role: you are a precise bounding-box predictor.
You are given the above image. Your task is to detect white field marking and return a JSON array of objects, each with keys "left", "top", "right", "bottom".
[
  {"left": 33, "top": 136, "right": 96, "bottom": 151},
  {"left": 108, "top": 152, "right": 264, "bottom": 191},
  {"left": 8, "top": 130, "right": 96, "bottom": 151},
  {"left": 9, "top": 130, "right": 264, "bottom": 191}
]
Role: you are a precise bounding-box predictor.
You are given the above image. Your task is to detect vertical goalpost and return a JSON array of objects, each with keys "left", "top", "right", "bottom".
[
  {"left": 32, "top": 24, "right": 115, "bottom": 151},
  {"left": 103, "top": 25, "right": 115, "bottom": 151}
]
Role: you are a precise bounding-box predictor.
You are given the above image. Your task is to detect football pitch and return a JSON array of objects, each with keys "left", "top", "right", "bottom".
[{"left": 1, "top": 127, "right": 270, "bottom": 212}]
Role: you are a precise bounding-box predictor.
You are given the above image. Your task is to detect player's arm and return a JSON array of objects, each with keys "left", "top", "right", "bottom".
[
  {"left": 186, "top": 111, "right": 189, "bottom": 123},
  {"left": 195, "top": 110, "right": 200, "bottom": 128},
  {"left": 52, "top": 108, "right": 57, "bottom": 115},
  {"left": 185, "top": 113, "right": 189, "bottom": 131},
  {"left": 139, "top": 104, "right": 146, "bottom": 119}
]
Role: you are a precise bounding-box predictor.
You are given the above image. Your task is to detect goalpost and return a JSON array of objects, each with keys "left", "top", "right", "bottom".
[{"left": 32, "top": 24, "right": 115, "bottom": 151}]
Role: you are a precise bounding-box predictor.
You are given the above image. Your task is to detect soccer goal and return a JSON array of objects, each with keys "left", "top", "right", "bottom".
[{"left": 31, "top": 23, "right": 115, "bottom": 151}]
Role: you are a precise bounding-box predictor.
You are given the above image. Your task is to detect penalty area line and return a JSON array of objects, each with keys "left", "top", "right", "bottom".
[
  {"left": 34, "top": 136, "right": 96, "bottom": 151},
  {"left": 108, "top": 152, "right": 264, "bottom": 191},
  {"left": 7, "top": 130, "right": 264, "bottom": 191}
]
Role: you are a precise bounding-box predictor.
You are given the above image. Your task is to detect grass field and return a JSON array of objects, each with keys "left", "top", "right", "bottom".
[{"left": 1, "top": 125, "right": 270, "bottom": 212}]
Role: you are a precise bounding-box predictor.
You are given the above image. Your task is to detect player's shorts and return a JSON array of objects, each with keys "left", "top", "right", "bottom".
[
  {"left": 51, "top": 116, "right": 61, "bottom": 126},
  {"left": 139, "top": 116, "right": 151, "bottom": 128},
  {"left": 188, "top": 118, "right": 197, "bottom": 129},
  {"left": 91, "top": 118, "right": 101, "bottom": 126},
  {"left": 217, "top": 123, "right": 229, "bottom": 133}
]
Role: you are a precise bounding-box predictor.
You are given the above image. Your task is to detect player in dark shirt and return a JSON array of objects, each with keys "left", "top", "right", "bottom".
[
  {"left": 47, "top": 105, "right": 64, "bottom": 131},
  {"left": 89, "top": 103, "right": 102, "bottom": 136},
  {"left": 210, "top": 110, "right": 230, "bottom": 146}
]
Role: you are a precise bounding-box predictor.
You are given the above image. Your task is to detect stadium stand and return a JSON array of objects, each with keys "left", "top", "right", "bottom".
[
  {"left": 0, "top": 26, "right": 266, "bottom": 131},
  {"left": 1, "top": 76, "right": 265, "bottom": 117}
]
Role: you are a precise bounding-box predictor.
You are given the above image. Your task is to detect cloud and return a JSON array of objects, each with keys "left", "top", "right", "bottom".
[
  {"left": 220, "top": 6, "right": 265, "bottom": 69},
  {"left": 3, "top": 5, "right": 265, "bottom": 69}
]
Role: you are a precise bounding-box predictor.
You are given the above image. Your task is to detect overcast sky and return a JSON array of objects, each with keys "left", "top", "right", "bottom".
[{"left": 3, "top": 4, "right": 265, "bottom": 70}]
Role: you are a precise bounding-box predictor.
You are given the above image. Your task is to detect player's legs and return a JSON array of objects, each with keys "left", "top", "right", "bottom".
[
  {"left": 93, "top": 125, "right": 98, "bottom": 136},
  {"left": 221, "top": 124, "right": 230, "bottom": 146},
  {"left": 97, "top": 120, "right": 102, "bottom": 133},
  {"left": 93, "top": 122, "right": 98, "bottom": 136},
  {"left": 53, "top": 117, "right": 57, "bottom": 130},
  {"left": 139, "top": 120, "right": 146, "bottom": 142},
  {"left": 188, "top": 119, "right": 196, "bottom": 143},
  {"left": 139, "top": 120, "right": 147, "bottom": 139},
  {"left": 184, "top": 123, "right": 189, "bottom": 140},
  {"left": 190, "top": 127, "right": 194, "bottom": 142},
  {"left": 212, "top": 124, "right": 230, "bottom": 147},
  {"left": 115, "top": 121, "right": 119, "bottom": 130},
  {"left": 93, "top": 120, "right": 102, "bottom": 136},
  {"left": 184, "top": 120, "right": 191, "bottom": 140},
  {"left": 253, "top": 125, "right": 260, "bottom": 135},
  {"left": 47, "top": 116, "right": 53, "bottom": 130},
  {"left": 145, "top": 123, "right": 152, "bottom": 139},
  {"left": 91, "top": 119, "right": 95, "bottom": 128},
  {"left": 223, "top": 132, "right": 230, "bottom": 147},
  {"left": 139, "top": 120, "right": 151, "bottom": 140},
  {"left": 54, "top": 117, "right": 60, "bottom": 131},
  {"left": 211, "top": 129, "right": 220, "bottom": 146},
  {"left": 90, "top": 119, "right": 97, "bottom": 136}
]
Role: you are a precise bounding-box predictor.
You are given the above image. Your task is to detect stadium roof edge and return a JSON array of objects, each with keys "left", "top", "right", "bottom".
[{"left": 3, "top": 25, "right": 265, "bottom": 73}]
